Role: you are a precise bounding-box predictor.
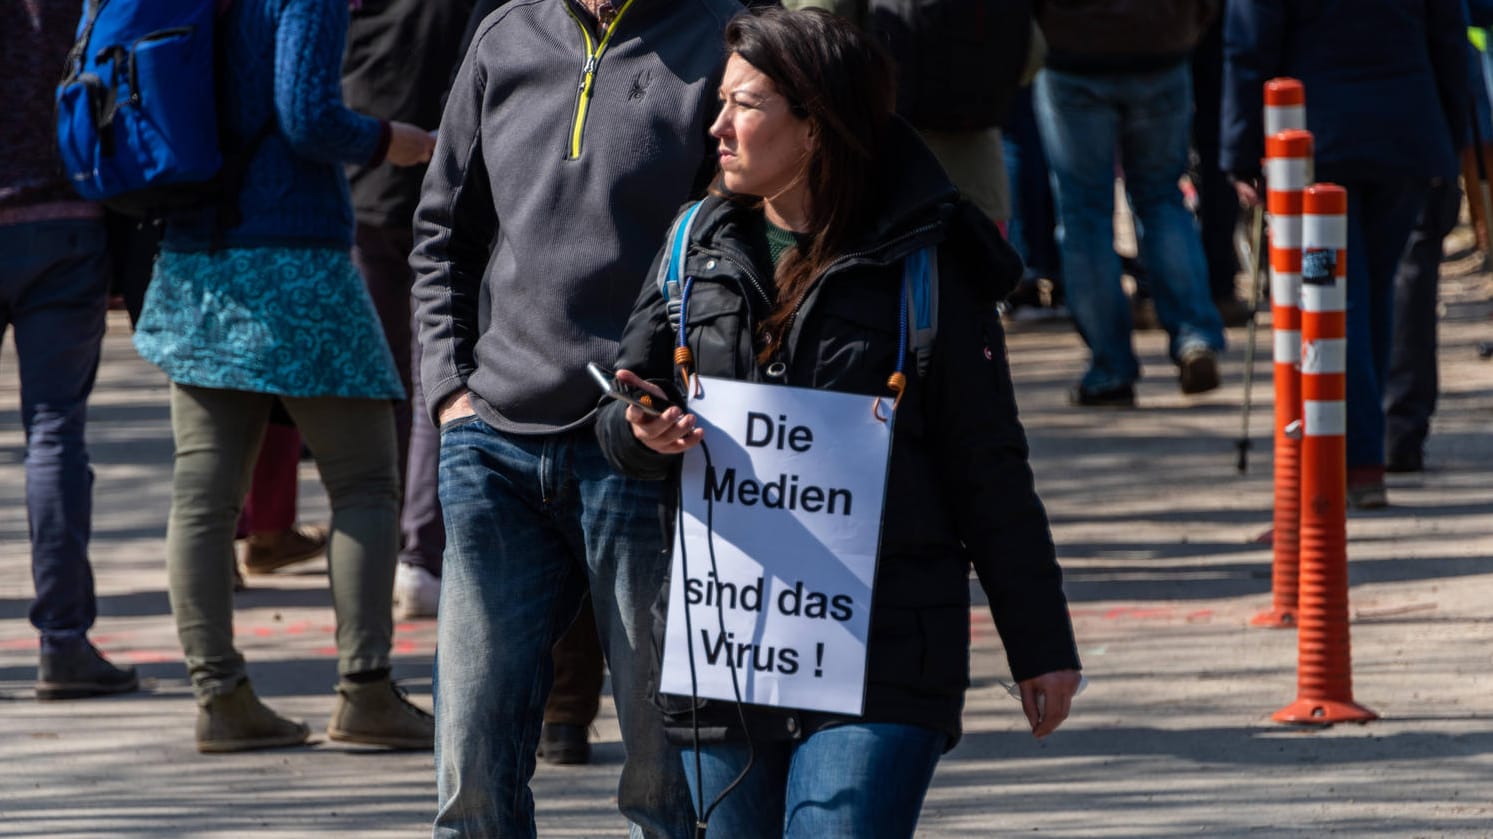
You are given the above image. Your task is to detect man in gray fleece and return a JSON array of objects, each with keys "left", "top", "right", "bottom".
[{"left": 409, "top": 0, "right": 740, "bottom": 835}]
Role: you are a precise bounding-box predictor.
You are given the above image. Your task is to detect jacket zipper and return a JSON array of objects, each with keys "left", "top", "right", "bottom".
[
  {"left": 562, "top": 0, "right": 638, "bottom": 160},
  {"left": 702, "top": 246, "right": 773, "bottom": 311}
]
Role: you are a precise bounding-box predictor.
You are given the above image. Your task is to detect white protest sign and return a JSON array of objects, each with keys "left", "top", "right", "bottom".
[{"left": 659, "top": 376, "right": 893, "bottom": 715}]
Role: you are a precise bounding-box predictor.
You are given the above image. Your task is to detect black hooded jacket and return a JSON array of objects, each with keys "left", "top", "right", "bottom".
[{"left": 596, "top": 121, "right": 1080, "bottom": 747}]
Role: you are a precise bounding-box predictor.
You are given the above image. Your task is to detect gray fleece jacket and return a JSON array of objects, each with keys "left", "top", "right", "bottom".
[{"left": 410, "top": 0, "right": 740, "bottom": 432}]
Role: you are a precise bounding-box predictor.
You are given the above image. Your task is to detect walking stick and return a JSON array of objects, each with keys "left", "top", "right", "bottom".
[{"left": 1235, "top": 201, "right": 1267, "bottom": 473}]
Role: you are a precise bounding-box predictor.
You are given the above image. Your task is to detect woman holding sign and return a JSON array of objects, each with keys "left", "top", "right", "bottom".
[{"left": 596, "top": 7, "right": 1082, "bottom": 837}]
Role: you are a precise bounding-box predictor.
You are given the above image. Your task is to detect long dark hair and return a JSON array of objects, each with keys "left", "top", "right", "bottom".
[{"left": 720, "top": 8, "right": 896, "bottom": 363}]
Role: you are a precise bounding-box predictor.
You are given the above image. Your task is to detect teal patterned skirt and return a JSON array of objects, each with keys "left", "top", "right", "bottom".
[{"left": 134, "top": 247, "right": 404, "bottom": 400}]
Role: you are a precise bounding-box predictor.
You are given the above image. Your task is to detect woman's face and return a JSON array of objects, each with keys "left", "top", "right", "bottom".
[{"left": 710, "top": 54, "right": 813, "bottom": 207}]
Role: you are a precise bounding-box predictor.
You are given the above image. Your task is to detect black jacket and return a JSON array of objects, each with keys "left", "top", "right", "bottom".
[
  {"left": 342, "top": 0, "right": 474, "bottom": 230},
  {"left": 596, "top": 121, "right": 1080, "bottom": 747},
  {"left": 1036, "top": 0, "right": 1220, "bottom": 74}
]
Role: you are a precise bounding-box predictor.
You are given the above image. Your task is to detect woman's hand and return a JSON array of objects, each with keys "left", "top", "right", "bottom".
[
  {"left": 386, "top": 121, "right": 436, "bottom": 167},
  {"left": 619, "top": 369, "right": 703, "bottom": 455},
  {"left": 1018, "top": 669, "right": 1082, "bottom": 739}
]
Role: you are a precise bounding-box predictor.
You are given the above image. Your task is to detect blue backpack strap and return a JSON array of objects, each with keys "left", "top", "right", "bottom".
[
  {"left": 656, "top": 200, "right": 705, "bottom": 334},
  {"left": 902, "top": 245, "right": 939, "bottom": 378}
]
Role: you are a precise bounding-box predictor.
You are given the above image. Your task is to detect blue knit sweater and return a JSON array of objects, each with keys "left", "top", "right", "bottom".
[{"left": 165, "top": 0, "right": 387, "bottom": 251}]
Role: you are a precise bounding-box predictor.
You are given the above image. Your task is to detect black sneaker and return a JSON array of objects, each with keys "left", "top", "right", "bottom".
[
  {"left": 37, "top": 641, "right": 139, "bottom": 701},
  {"left": 1069, "top": 383, "right": 1136, "bottom": 408},
  {"left": 538, "top": 722, "right": 591, "bottom": 766}
]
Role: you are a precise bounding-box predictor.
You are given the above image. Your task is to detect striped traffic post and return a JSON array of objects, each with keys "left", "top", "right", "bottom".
[
  {"left": 1273, "top": 184, "right": 1377, "bottom": 725},
  {"left": 1264, "top": 78, "right": 1306, "bottom": 136},
  {"left": 1252, "top": 129, "right": 1313, "bottom": 629}
]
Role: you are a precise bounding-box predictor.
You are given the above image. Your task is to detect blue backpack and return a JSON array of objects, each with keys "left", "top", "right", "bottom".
[{"left": 55, "top": 0, "right": 267, "bottom": 220}]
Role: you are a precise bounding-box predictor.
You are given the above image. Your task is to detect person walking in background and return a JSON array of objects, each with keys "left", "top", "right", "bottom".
[
  {"left": 1385, "top": 4, "right": 1493, "bottom": 474},
  {"left": 2, "top": 0, "right": 138, "bottom": 702},
  {"left": 132, "top": 0, "right": 437, "bottom": 752},
  {"left": 598, "top": 9, "right": 1081, "bottom": 832},
  {"left": 1191, "top": 12, "right": 1251, "bottom": 327},
  {"left": 1034, "top": 0, "right": 1227, "bottom": 408},
  {"left": 1222, "top": 0, "right": 1469, "bottom": 508},
  {"left": 341, "top": 0, "right": 474, "bottom": 620},
  {"left": 234, "top": 414, "right": 327, "bottom": 583},
  {"left": 409, "top": 0, "right": 738, "bottom": 833}
]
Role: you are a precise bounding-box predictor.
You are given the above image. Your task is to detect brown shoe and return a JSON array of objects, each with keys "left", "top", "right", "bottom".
[
  {"left": 196, "top": 679, "right": 310, "bottom": 754},
  {"left": 242, "top": 524, "right": 327, "bottom": 575},
  {"left": 327, "top": 678, "right": 434, "bottom": 750},
  {"left": 1178, "top": 346, "right": 1221, "bottom": 395}
]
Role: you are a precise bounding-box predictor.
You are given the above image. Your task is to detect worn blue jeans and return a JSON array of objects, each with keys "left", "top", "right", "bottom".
[
  {"left": 433, "top": 418, "right": 691, "bottom": 838},
  {"left": 1035, "top": 64, "right": 1225, "bottom": 391},
  {"left": 681, "top": 723, "right": 946, "bottom": 838},
  {"left": 0, "top": 219, "right": 110, "bottom": 654}
]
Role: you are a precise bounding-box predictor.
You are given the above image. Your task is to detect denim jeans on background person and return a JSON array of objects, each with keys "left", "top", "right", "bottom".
[
  {"left": 680, "top": 723, "right": 947, "bottom": 838},
  {"left": 1340, "top": 181, "right": 1428, "bottom": 472},
  {"left": 0, "top": 219, "right": 109, "bottom": 653},
  {"left": 433, "top": 418, "right": 691, "bottom": 839},
  {"left": 1034, "top": 64, "right": 1225, "bottom": 392},
  {"left": 1003, "top": 87, "right": 1062, "bottom": 286}
]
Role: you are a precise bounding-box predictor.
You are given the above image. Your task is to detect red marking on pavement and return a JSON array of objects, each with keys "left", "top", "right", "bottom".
[
  {"left": 394, "top": 641, "right": 418, "bottom": 654},
  {"left": 1103, "top": 606, "right": 1174, "bottom": 620},
  {"left": 1186, "top": 610, "right": 1214, "bottom": 622},
  {"left": 122, "top": 649, "right": 180, "bottom": 664},
  {"left": 0, "top": 638, "right": 39, "bottom": 651},
  {"left": 315, "top": 646, "right": 337, "bottom": 656},
  {"left": 395, "top": 623, "right": 418, "bottom": 634},
  {"left": 319, "top": 625, "right": 335, "bottom": 634},
  {"left": 251, "top": 627, "right": 274, "bottom": 637},
  {"left": 286, "top": 622, "right": 309, "bottom": 635}
]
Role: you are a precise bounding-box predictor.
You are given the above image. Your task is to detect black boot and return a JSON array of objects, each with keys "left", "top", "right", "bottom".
[{"left": 36, "top": 641, "right": 139, "bottom": 701}]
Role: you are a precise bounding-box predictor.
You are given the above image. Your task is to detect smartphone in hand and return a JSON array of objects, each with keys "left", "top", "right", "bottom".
[{"left": 586, "top": 362, "right": 670, "bottom": 417}]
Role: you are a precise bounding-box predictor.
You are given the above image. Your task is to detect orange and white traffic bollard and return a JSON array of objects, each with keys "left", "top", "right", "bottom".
[
  {"left": 1264, "top": 78, "right": 1306, "bottom": 136},
  {"left": 1252, "top": 129, "right": 1313, "bottom": 629},
  {"left": 1273, "top": 184, "right": 1376, "bottom": 725}
]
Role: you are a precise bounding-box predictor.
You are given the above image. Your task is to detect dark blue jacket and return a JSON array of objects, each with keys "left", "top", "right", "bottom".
[
  {"left": 1221, "top": 0, "right": 1469, "bottom": 185},
  {"left": 166, "top": 0, "right": 387, "bottom": 251}
]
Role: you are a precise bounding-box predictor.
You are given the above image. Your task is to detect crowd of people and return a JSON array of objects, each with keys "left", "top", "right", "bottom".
[{"left": 3, "top": 0, "right": 1481, "bottom": 836}]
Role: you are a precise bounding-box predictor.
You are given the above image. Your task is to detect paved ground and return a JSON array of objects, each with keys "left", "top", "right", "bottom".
[{"left": 2, "top": 236, "right": 1490, "bottom": 837}]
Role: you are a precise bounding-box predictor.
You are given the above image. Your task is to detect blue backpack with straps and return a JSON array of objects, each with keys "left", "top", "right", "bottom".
[
  {"left": 55, "top": 0, "right": 253, "bottom": 219},
  {"left": 656, "top": 201, "right": 940, "bottom": 378}
]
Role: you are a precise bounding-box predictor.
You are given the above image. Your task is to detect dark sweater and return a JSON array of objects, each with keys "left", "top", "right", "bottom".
[
  {"left": 1037, "top": 0, "right": 1219, "bottom": 74},
  {"left": 409, "top": 0, "right": 741, "bottom": 433},
  {"left": 342, "top": 0, "right": 475, "bottom": 230},
  {"left": 1, "top": 2, "right": 97, "bottom": 224},
  {"left": 165, "top": 0, "right": 387, "bottom": 251}
]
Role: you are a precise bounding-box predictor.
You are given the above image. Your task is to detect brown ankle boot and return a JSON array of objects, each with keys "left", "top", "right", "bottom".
[
  {"left": 326, "top": 678, "right": 434, "bottom": 750},
  {"left": 242, "top": 524, "right": 327, "bottom": 574},
  {"left": 196, "top": 679, "right": 310, "bottom": 753}
]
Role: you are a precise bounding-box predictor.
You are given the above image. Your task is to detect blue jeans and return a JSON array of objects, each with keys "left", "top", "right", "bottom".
[
  {"left": 433, "top": 418, "right": 691, "bottom": 838},
  {"left": 681, "top": 723, "right": 946, "bottom": 838},
  {"left": 1341, "top": 180, "right": 1428, "bottom": 471},
  {"left": 0, "top": 219, "right": 110, "bottom": 654},
  {"left": 1035, "top": 65, "right": 1225, "bottom": 391},
  {"left": 1003, "top": 87, "right": 1061, "bottom": 286}
]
